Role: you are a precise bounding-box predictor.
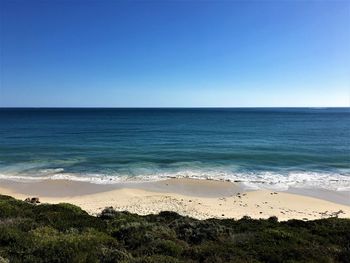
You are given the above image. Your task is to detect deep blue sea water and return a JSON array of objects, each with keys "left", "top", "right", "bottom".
[{"left": 0, "top": 108, "right": 349, "bottom": 190}]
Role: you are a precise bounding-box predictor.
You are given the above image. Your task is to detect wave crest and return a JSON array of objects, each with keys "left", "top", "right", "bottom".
[{"left": 0, "top": 168, "right": 349, "bottom": 191}]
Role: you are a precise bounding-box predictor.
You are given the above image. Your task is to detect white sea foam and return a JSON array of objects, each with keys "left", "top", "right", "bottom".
[{"left": 0, "top": 169, "right": 349, "bottom": 191}]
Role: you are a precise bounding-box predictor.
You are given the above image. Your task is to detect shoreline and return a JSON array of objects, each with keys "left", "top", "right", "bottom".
[{"left": 0, "top": 178, "right": 349, "bottom": 220}]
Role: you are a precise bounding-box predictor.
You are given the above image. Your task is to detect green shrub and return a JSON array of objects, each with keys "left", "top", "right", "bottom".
[
  {"left": 0, "top": 195, "right": 349, "bottom": 262},
  {"left": 0, "top": 256, "right": 9, "bottom": 263}
]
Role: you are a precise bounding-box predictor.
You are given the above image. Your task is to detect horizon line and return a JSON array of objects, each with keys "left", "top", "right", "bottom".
[{"left": 0, "top": 106, "right": 349, "bottom": 109}]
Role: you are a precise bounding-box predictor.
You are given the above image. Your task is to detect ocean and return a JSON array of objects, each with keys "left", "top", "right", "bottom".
[{"left": 0, "top": 108, "right": 349, "bottom": 191}]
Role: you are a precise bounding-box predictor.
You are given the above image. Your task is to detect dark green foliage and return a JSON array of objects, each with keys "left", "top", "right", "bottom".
[{"left": 0, "top": 195, "right": 349, "bottom": 262}]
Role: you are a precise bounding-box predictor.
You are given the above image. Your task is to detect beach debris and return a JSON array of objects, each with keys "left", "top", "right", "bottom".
[
  {"left": 330, "top": 210, "right": 344, "bottom": 218},
  {"left": 319, "top": 210, "right": 345, "bottom": 218},
  {"left": 24, "top": 197, "right": 40, "bottom": 204}
]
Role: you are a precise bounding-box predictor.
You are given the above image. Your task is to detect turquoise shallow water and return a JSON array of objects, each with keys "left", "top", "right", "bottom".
[{"left": 0, "top": 108, "right": 349, "bottom": 190}]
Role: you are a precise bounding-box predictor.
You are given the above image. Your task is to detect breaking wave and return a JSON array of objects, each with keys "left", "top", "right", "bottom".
[{"left": 0, "top": 168, "right": 349, "bottom": 192}]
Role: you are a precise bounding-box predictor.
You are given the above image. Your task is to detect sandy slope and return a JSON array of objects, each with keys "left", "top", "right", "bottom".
[{"left": 0, "top": 178, "right": 349, "bottom": 220}]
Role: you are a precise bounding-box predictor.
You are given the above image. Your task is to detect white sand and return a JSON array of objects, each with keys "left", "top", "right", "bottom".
[{"left": 0, "top": 178, "right": 349, "bottom": 220}]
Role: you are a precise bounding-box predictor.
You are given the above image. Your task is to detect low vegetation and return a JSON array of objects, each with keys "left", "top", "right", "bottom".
[{"left": 0, "top": 195, "right": 349, "bottom": 262}]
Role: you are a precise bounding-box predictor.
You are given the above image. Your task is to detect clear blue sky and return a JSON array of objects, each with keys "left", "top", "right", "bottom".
[{"left": 1, "top": 0, "right": 349, "bottom": 107}]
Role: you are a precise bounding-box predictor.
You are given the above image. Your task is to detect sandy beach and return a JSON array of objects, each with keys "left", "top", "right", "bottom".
[{"left": 1, "top": 178, "right": 349, "bottom": 221}]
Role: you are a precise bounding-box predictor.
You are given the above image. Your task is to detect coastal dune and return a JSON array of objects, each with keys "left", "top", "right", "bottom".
[{"left": 1, "top": 178, "right": 349, "bottom": 221}]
